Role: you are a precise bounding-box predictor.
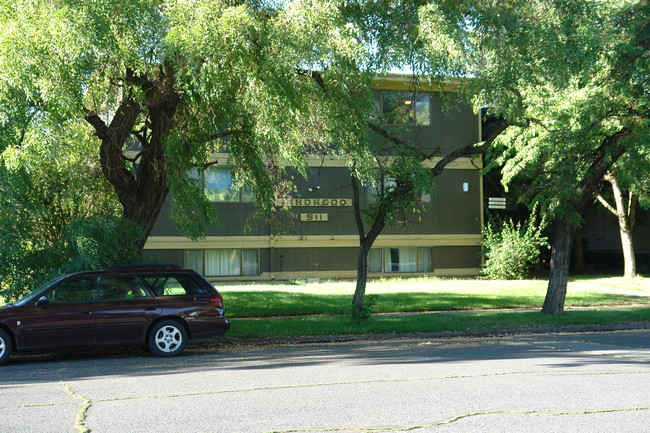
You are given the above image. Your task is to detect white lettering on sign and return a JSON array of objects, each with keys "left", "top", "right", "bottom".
[
  {"left": 300, "top": 213, "right": 329, "bottom": 222},
  {"left": 284, "top": 198, "right": 352, "bottom": 207}
]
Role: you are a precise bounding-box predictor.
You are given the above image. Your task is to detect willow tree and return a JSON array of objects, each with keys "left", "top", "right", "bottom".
[{"left": 0, "top": 0, "right": 374, "bottom": 249}]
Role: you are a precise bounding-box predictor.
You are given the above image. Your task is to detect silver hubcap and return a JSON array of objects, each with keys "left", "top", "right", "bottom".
[
  {"left": 154, "top": 326, "right": 182, "bottom": 353},
  {"left": 0, "top": 337, "right": 5, "bottom": 357}
]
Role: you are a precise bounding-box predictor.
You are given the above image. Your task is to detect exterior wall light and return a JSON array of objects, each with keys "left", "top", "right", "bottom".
[{"left": 462, "top": 182, "right": 469, "bottom": 193}]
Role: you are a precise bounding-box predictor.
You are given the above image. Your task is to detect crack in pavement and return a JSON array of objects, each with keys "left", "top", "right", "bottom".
[
  {"left": 61, "top": 382, "right": 91, "bottom": 433},
  {"left": 42, "top": 369, "right": 647, "bottom": 406},
  {"left": 264, "top": 407, "right": 650, "bottom": 433}
]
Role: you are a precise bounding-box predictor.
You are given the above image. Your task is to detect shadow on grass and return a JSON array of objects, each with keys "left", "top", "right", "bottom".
[
  {"left": 223, "top": 290, "right": 650, "bottom": 318},
  {"left": 228, "top": 308, "right": 650, "bottom": 338}
]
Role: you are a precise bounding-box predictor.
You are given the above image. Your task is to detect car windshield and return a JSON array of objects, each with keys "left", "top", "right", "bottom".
[{"left": 13, "top": 275, "right": 68, "bottom": 306}]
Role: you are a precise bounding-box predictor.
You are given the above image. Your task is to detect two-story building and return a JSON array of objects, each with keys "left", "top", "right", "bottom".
[{"left": 144, "top": 75, "right": 484, "bottom": 281}]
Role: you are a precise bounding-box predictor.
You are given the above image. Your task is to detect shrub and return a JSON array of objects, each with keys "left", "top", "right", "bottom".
[{"left": 482, "top": 209, "right": 548, "bottom": 280}]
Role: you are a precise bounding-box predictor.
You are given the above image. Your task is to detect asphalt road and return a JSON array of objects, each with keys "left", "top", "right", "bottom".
[{"left": 1, "top": 329, "right": 649, "bottom": 433}]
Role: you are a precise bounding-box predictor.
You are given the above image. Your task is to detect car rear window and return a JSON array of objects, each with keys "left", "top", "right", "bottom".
[
  {"left": 142, "top": 274, "right": 213, "bottom": 296},
  {"left": 98, "top": 277, "right": 149, "bottom": 301}
]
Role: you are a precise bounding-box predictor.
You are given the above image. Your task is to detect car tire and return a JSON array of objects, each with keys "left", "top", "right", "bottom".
[
  {"left": 148, "top": 320, "right": 188, "bottom": 357},
  {"left": 0, "top": 329, "right": 12, "bottom": 365}
]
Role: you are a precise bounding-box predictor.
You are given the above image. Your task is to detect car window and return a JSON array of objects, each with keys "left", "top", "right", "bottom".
[
  {"left": 98, "top": 277, "right": 149, "bottom": 301},
  {"left": 143, "top": 275, "right": 212, "bottom": 296},
  {"left": 48, "top": 278, "right": 98, "bottom": 304}
]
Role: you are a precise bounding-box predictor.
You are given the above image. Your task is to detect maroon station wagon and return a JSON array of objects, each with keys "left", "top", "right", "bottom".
[{"left": 0, "top": 265, "right": 230, "bottom": 364}]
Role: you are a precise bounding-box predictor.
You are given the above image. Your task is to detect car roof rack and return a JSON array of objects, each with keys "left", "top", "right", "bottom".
[{"left": 108, "top": 264, "right": 182, "bottom": 270}]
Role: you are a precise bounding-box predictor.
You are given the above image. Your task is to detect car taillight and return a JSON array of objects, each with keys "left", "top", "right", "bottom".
[{"left": 209, "top": 294, "right": 224, "bottom": 308}]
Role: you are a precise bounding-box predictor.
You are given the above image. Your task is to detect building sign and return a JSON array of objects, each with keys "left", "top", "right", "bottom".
[
  {"left": 488, "top": 197, "right": 507, "bottom": 210},
  {"left": 300, "top": 213, "right": 329, "bottom": 222},
  {"left": 284, "top": 198, "right": 352, "bottom": 207}
]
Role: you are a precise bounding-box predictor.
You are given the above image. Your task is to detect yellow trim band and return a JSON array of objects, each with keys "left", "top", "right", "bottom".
[{"left": 144, "top": 234, "right": 482, "bottom": 250}]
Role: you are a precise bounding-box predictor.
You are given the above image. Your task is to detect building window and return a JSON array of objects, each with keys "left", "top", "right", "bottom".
[
  {"left": 203, "top": 167, "right": 254, "bottom": 203},
  {"left": 366, "top": 176, "right": 396, "bottom": 203},
  {"left": 368, "top": 248, "right": 383, "bottom": 273},
  {"left": 185, "top": 250, "right": 204, "bottom": 275},
  {"left": 366, "top": 176, "right": 432, "bottom": 203},
  {"left": 368, "top": 247, "right": 433, "bottom": 273},
  {"left": 185, "top": 249, "right": 259, "bottom": 277},
  {"left": 381, "top": 91, "right": 430, "bottom": 126}
]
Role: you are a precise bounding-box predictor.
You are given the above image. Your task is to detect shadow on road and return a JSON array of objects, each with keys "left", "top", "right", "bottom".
[{"left": 1, "top": 330, "right": 648, "bottom": 387}]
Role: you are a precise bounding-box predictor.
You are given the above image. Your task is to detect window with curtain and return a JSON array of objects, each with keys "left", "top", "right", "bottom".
[
  {"left": 184, "top": 250, "right": 204, "bottom": 275},
  {"left": 368, "top": 248, "right": 383, "bottom": 273},
  {"left": 417, "top": 247, "right": 433, "bottom": 272},
  {"left": 386, "top": 247, "right": 417, "bottom": 272},
  {"left": 205, "top": 250, "right": 240, "bottom": 276},
  {"left": 368, "top": 247, "right": 433, "bottom": 273},
  {"left": 242, "top": 250, "right": 259, "bottom": 276},
  {"left": 186, "top": 249, "right": 260, "bottom": 277}
]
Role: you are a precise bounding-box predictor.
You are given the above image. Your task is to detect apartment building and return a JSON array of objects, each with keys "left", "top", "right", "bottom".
[{"left": 144, "top": 75, "right": 484, "bottom": 281}]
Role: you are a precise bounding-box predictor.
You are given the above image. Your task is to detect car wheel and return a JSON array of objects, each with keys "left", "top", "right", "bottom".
[
  {"left": 148, "top": 320, "right": 187, "bottom": 357},
  {"left": 0, "top": 329, "right": 12, "bottom": 365}
]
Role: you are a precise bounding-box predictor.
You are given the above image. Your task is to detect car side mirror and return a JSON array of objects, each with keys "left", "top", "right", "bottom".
[{"left": 35, "top": 296, "right": 50, "bottom": 306}]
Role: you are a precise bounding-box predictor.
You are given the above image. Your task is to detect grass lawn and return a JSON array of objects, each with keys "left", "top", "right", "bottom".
[
  {"left": 219, "top": 275, "right": 650, "bottom": 338},
  {"left": 228, "top": 308, "right": 650, "bottom": 338},
  {"left": 220, "top": 275, "right": 650, "bottom": 317}
]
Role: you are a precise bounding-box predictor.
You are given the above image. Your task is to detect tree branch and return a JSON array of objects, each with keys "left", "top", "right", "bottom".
[
  {"left": 430, "top": 122, "right": 508, "bottom": 176},
  {"left": 595, "top": 192, "right": 617, "bottom": 215},
  {"left": 350, "top": 174, "right": 366, "bottom": 243}
]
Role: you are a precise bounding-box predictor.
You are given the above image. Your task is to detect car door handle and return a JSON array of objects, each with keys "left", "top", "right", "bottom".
[
  {"left": 145, "top": 307, "right": 156, "bottom": 311},
  {"left": 81, "top": 311, "right": 93, "bottom": 315}
]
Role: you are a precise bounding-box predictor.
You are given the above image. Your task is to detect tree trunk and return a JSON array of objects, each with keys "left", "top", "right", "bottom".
[
  {"left": 85, "top": 68, "right": 180, "bottom": 251},
  {"left": 352, "top": 238, "right": 372, "bottom": 317},
  {"left": 541, "top": 127, "right": 631, "bottom": 315},
  {"left": 609, "top": 176, "right": 637, "bottom": 278},
  {"left": 350, "top": 175, "right": 387, "bottom": 318},
  {"left": 542, "top": 218, "right": 576, "bottom": 315}
]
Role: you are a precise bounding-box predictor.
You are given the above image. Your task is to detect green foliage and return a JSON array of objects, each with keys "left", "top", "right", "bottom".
[
  {"left": 419, "top": 0, "right": 604, "bottom": 119},
  {"left": 417, "top": 0, "right": 649, "bottom": 226},
  {"left": 0, "top": 215, "right": 144, "bottom": 301},
  {"left": 0, "top": 109, "right": 133, "bottom": 300},
  {"left": 60, "top": 216, "right": 144, "bottom": 272},
  {"left": 0, "top": 0, "right": 383, "bottom": 241},
  {"left": 482, "top": 210, "right": 549, "bottom": 280}
]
